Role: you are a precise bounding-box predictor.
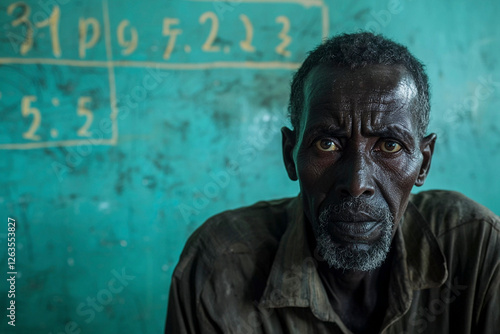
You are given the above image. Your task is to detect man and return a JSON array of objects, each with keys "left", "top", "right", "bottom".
[{"left": 166, "top": 33, "right": 500, "bottom": 333}]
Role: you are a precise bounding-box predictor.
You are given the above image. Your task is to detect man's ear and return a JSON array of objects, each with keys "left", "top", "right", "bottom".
[
  {"left": 415, "top": 133, "right": 437, "bottom": 187},
  {"left": 281, "top": 127, "right": 298, "bottom": 181}
]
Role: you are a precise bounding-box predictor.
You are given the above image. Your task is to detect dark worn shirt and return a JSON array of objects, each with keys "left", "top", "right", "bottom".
[{"left": 166, "top": 190, "right": 500, "bottom": 333}]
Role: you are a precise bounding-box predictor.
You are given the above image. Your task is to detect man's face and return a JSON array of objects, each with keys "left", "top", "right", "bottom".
[{"left": 282, "top": 64, "right": 436, "bottom": 271}]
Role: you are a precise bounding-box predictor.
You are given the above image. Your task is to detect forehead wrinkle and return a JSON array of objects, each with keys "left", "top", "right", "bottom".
[
  {"left": 361, "top": 110, "right": 416, "bottom": 145},
  {"left": 337, "top": 84, "right": 406, "bottom": 107},
  {"left": 397, "top": 75, "right": 418, "bottom": 100},
  {"left": 304, "top": 66, "right": 339, "bottom": 106},
  {"left": 302, "top": 64, "right": 419, "bottom": 138},
  {"left": 362, "top": 80, "right": 416, "bottom": 114},
  {"left": 368, "top": 111, "right": 383, "bottom": 131},
  {"left": 305, "top": 108, "right": 352, "bottom": 135},
  {"left": 306, "top": 92, "right": 406, "bottom": 138},
  {"left": 305, "top": 80, "right": 352, "bottom": 135}
]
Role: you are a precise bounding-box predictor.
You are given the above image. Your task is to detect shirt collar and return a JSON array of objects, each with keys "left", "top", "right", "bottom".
[
  {"left": 401, "top": 197, "right": 448, "bottom": 290},
  {"left": 259, "top": 195, "right": 336, "bottom": 321},
  {"left": 259, "top": 194, "right": 448, "bottom": 322}
]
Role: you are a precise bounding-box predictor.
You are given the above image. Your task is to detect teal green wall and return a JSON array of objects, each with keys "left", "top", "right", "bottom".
[{"left": 0, "top": 0, "right": 498, "bottom": 333}]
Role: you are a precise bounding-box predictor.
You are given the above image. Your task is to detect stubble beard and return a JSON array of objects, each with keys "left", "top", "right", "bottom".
[{"left": 315, "top": 198, "right": 394, "bottom": 272}]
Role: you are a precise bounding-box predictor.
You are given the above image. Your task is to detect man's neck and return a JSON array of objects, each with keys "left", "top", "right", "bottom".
[
  {"left": 304, "top": 218, "right": 392, "bottom": 296},
  {"left": 305, "top": 220, "right": 393, "bottom": 333},
  {"left": 318, "top": 249, "right": 393, "bottom": 296},
  {"left": 317, "top": 249, "right": 394, "bottom": 334}
]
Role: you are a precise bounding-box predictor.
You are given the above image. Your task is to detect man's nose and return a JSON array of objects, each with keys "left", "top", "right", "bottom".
[{"left": 333, "top": 151, "right": 375, "bottom": 198}]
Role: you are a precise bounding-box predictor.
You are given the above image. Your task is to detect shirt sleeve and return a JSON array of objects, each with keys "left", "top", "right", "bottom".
[
  {"left": 165, "top": 269, "right": 196, "bottom": 334},
  {"left": 473, "top": 221, "right": 500, "bottom": 334},
  {"left": 474, "top": 265, "right": 500, "bottom": 334},
  {"left": 165, "top": 227, "right": 223, "bottom": 334}
]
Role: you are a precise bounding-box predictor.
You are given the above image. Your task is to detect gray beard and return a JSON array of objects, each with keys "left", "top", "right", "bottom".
[{"left": 315, "top": 199, "right": 394, "bottom": 271}]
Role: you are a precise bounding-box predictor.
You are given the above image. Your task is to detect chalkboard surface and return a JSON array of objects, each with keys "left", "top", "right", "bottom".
[
  {"left": 1, "top": 0, "right": 499, "bottom": 332},
  {"left": 0, "top": 0, "right": 327, "bottom": 149}
]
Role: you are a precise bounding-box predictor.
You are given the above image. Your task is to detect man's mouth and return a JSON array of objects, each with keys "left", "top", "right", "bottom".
[{"left": 328, "top": 221, "right": 382, "bottom": 243}]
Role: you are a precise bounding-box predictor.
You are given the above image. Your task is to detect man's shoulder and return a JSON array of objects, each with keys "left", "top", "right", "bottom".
[
  {"left": 175, "top": 197, "right": 295, "bottom": 274},
  {"left": 410, "top": 189, "right": 499, "bottom": 238}
]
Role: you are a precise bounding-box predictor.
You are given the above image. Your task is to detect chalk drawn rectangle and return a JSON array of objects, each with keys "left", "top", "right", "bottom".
[{"left": 0, "top": 64, "right": 117, "bottom": 149}]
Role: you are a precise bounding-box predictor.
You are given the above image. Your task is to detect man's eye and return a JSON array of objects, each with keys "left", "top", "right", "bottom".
[
  {"left": 316, "top": 139, "right": 339, "bottom": 152},
  {"left": 380, "top": 140, "right": 402, "bottom": 153}
]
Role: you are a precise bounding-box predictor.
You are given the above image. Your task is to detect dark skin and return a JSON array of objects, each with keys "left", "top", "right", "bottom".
[{"left": 281, "top": 64, "right": 437, "bottom": 333}]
